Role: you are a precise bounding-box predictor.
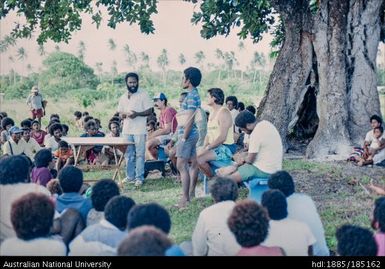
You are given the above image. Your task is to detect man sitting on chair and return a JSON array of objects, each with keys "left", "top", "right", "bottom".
[
  {"left": 197, "top": 88, "right": 234, "bottom": 178},
  {"left": 146, "top": 93, "right": 177, "bottom": 160},
  {"left": 217, "top": 111, "right": 283, "bottom": 182}
]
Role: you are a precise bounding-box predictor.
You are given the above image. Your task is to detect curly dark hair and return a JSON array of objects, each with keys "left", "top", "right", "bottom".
[
  {"left": 228, "top": 200, "right": 269, "bottom": 247},
  {"left": 20, "top": 119, "right": 32, "bottom": 129},
  {"left": 117, "top": 226, "right": 172, "bottom": 256},
  {"left": 34, "top": 149, "right": 53, "bottom": 168},
  {"left": 208, "top": 88, "right": 225, "bottom": 105},
  {"left": 235, "top": 111, "right": 256, "bottom": 129},
  {"left": 1, "top": 117, "right": 14, "bottom": 129},
  {"left": 373, "top": 197, "right": 385, "bottom": 233},
  {"left": 336, "top": 224, "right": 377, "bottom": 256},
  {"left": 48, "top": 123, "right": 63, "bottom": 136},
  {"left": 370, "top": 115, "right": 382, "bottom": 125},
  {"left": 11, "top": 193, "right": 54, "bottom": 240},
  {"left": 225, "top": 96, "right": 238, "bottom": 108},
  {"left": 268, "top": 171, "right": 295, "bottom": 197},
  {"left": 127, "top": 203, "right": 171, "bottom": 234},
  {"left": 210, "top": 177, "right": 238, "bottom": 203},
  {"left": 58, "top": 166, "right": 83, "bottom": 193},
  {"left": 0, "top": 155, "right": 30, "bottom": 184},
  {"left": 261, "top": 189, "right": 288, "bottom": 220},
  {"left": 91, "top": 179, "right": 120, "bottom": 211},
  {"left": 104, "top": 196, "right": 136, "bottom": 231}
]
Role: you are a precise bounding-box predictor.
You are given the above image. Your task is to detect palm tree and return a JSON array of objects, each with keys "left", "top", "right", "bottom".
[
  {"left": 27, "top": 64, "right": 33, "bottom": 74},
  {"left": 178, "top": 53, "right": 186, "bottom": 66},
  {"left": 215, "top": 49, "right": 224, "bottom": 82},
  {"left": 78, "top": 41, "right": 86, "bottom": 61},
  {"left": 8, "top": 56, "right": 16, "bottom": 84},
  {"left": 0, "top": 35, "right": 16, "bottom": 53},
  {"left": 223, "top": 51, "right": 238, "bottom": 78},
  {"left": 108, "top": 38, "right": 117, "bottom": 51},
  {"left": 194, "top": 51, "right": 205, "bottom": 70},
  {"left": 238, "top": 41, "right": 245, "bottom": 51},
  {"left": 250, "top": 52, "right": 266, "bottom": 83},
  {"left": 123, "top": 44, "right": 137, "bottom": 70},
  {"left": 95, "top": 62, "right": 103, "bottom": 81},
  {"left": 38, "top": 44, "right": 46, "bottom": 56},
  {"left": 140, "top": 51, "right": 150, "bottom": 69},
  {"left": 157, "top": 49, "right": 169, "bottom": 84},
  {"left": 111, "top": 60, "right": 118, "bottom": 86},
  {"left": 16, "top": 47, "right": 27, "bottom": 79}
]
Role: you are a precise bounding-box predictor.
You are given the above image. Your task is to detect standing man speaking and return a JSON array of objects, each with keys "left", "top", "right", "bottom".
[{"left": 118, "top": 72, "right": 153, "bottom": 187}]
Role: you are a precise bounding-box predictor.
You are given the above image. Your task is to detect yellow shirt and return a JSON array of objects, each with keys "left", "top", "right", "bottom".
[{"left": 207, "top": 107, "right": 234, "bottom": 145}]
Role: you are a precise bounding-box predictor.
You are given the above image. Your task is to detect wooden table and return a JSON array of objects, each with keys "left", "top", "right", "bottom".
[{"left": 61, "top": 137, "right": 133, "bottom": 185}]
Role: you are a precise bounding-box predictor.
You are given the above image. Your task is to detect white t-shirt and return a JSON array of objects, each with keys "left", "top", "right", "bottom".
[
  {"left": 0, "top": 183, "right": 51, "bottom": 242},
  {"left": 45, "top": 136, "right": 59, "bottom": 152},
  {"left": 365, "top": 130, "right": 385, "bottom": 150},
  {"left": 117, "top": 89, "right": 153, "bottom": 135},
  {"left": 287, "top": 193, "right": 329, "bottom": 256},
  {"left": 230, "top": 109, "right": 240, "bottom": 133},
  {"left": 0, "top": 237, "right": 66, "bottom": 256},
  {"left": 192, "top": 201, "right": 241, "bottom": 256},
  {"left": 248, "top": 120, "right": 283, "bottom": 174},
  {"left": 262, "top": 218, "right": 316, "bottom": 256}
]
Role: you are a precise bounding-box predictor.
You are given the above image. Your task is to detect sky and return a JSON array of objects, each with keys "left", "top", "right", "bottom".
[
  {"left": 0, "top": 1, "right": 384, "bottom": 76},
  {"left": 0, "top": 1, "right": 274, "bottom": 76}
]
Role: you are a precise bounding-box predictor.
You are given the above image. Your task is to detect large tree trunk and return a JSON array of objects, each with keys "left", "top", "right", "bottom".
[
  {"left": 259, "top": 0, "right": 383, "bottom": 159},
  {"left": 257, "top": 0, "right": 314, "bottom": 152},
  {"left": 306, "top": 0, "right": 352, "bottom": 158},
  {"left": 346, "top": 0, "right": 383, "bottom": 145}
]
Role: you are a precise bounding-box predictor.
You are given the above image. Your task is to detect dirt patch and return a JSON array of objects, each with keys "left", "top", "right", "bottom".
[{"left": 286, "top": 158, "right": 384, "bottom": 251}]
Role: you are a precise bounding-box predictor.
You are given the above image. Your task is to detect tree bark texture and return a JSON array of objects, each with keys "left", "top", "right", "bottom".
[
  {"left": 258, "top": 0, "right": 384, "bottom": 159},
  {"left": 257, "top": 0, "right": 314, "bottom": 151}
]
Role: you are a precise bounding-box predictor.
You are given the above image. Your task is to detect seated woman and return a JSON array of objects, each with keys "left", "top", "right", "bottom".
[
  {"left": 80, "top": 120, "right": 105, "bottom": 165},
  {"left": 31, "top": 149, "right": 55, "bottom": 187},
  {"left": 349, "top": 115, "right": 385, "bottom": 166},
  {"left": 357, "top": 126, "right": 385, "bottom": 166}
]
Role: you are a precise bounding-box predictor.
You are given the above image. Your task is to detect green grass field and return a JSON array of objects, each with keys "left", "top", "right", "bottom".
[{"left": 82, "top": 159, "right": 383, "bottom": 253}]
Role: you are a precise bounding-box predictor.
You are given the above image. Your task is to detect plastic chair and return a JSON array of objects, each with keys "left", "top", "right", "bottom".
[{"left": 244, "top": 177, "right": 269, "bottom": 203}]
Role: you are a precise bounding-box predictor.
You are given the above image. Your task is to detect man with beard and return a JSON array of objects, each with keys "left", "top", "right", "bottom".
[
  {"left": 146, "top": 93, "right": 177, "bottom": 160},
  {"left": 118, "top": 72, "right": 153, "bottom": 187},
  {"left": 217, "top": 110, "right": 283, "bottom": 182}
]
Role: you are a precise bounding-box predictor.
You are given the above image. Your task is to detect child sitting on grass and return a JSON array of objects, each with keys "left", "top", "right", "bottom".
[{"left": 54, "top": 140, "right": 74, "bottom": 172}]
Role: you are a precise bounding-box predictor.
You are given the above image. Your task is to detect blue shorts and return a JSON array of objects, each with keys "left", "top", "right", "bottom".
[
  {"left": 176, "top": 132, "right": 199, "bottom": 159},
  {"left": 212, "top": 145, "right": 233, "bottom": 163}
]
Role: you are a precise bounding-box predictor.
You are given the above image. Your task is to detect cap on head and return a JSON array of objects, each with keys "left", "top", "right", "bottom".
[
  {"left": 31, "top": 86, "right": 39, "bottom": 93},
  {"left": 153, "top": 93, "right": 167, "bottom": 101},
  {"left": 9, "top": 126, "right": 23, "bottom": 134}
]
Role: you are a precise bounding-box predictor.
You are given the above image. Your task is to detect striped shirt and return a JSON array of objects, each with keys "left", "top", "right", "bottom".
[{"left": 177, "top": 88, "right": 201, "bottom": 136}]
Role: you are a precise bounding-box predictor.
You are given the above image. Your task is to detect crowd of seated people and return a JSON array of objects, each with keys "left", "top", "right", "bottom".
[{"left": 1, "top": 154, "right": 384, "bottom": 256}]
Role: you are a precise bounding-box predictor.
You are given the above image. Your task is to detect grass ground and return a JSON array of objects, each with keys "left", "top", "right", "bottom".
[{"left": 82, "top": 159, "right": 384, "bottom": 253}]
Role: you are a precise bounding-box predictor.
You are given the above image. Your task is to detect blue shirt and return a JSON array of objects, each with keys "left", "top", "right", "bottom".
[
  {"left": 177, "top": 88, "right": 201, "bottom": 137},
  {"left": 56, "top": 192, "right": 92, "bottom": 221}
]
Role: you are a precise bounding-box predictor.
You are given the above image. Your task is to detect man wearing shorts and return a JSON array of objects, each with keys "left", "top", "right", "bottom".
[
  {"left": 217, "top": 110, "right": 283, "bottom": 182},
  {"left": 174, "top": 67, "right": 202, "bottom": 207},
  {"left": 26, "top": 86, "right": 45, "bottom": 124}
]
